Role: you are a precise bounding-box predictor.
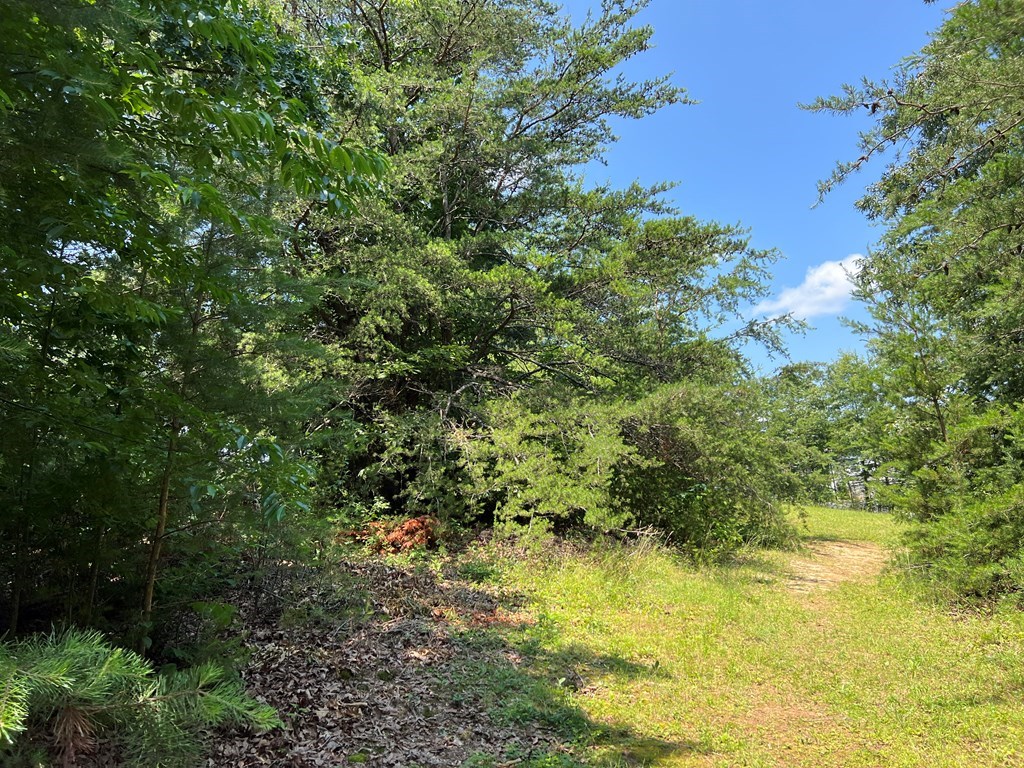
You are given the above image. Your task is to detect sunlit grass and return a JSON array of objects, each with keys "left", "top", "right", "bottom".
[
  {"left": 476, "top": 507, "right": 1024, "bottom": 767},
  {"left": 790, "top": 503, "right": 901, "bottom": 545}
]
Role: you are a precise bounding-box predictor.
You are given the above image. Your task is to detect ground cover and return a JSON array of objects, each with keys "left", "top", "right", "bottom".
[
  {"left": 207, "top": 507, "right": 1024, "bottom": 767},
  {"left": 496, "top": 507, "right": 1024, "bottom": 767}
]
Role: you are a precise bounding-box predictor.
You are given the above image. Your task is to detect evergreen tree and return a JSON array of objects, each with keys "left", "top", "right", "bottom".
[
  {"left": 289, "top": 0, "right": 796, "bottom": 547},
  {"left": 810, "top": 0, "right": 1024, "bottom": 598}
]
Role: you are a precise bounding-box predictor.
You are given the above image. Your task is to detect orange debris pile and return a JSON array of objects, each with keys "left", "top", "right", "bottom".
[{"left": 338, "top": 516, "right": 438, "bottom": 554}]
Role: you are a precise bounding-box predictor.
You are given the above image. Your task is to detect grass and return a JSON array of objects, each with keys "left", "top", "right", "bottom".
[
  {"left": 789, "top": 504, "right": 900, "bottom": 546},
  {"left": 464, "top": 506, "right": 1024, "bottom": 767}
]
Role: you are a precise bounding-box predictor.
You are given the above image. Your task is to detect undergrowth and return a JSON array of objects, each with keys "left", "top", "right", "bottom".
[{"left": 0, "top": 628, "right": 278, "bottom": 767}]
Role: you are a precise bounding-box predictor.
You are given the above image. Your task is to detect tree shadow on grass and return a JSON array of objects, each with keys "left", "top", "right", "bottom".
[
  {"left": 203, "top": 553, "right": 715, "bottom": 767},
  {"left": 411, "top": 563, "right": 711, "bottom": 767},
  {"left": 698, "top": 547, "right": 794, "bottom": 590},
  {"left": 444, "top": 631, "right": 708, "bottom": 766}
]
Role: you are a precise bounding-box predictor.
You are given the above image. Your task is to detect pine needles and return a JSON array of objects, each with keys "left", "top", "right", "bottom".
[{"left": 0, "top": 628, "right": 279, "bottom": 766}]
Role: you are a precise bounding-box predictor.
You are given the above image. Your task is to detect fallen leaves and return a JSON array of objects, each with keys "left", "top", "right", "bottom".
[
  {"left": 204, "top": 555, "right": 558, "bottom": 767},
  {"left": 337, "top": 516, "right": 440, "bottom": 555}
]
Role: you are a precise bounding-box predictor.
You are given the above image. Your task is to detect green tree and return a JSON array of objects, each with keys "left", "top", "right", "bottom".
[
  {"left": 810, "top": 0, "right": 1024, "bottom": 598},
  {"left": 0, "top": 0, "right": 381, "bottom": 637},
  {"left": 761, "top": 362, "right": 843, "bottom": 503},
  {"left": 289, "top": 0, "right": 795, "bottom": 548}
]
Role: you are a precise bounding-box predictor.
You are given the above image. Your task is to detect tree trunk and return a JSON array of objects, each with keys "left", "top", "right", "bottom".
[
  {"left": 83, "top": 529, "right": 104, "bottom": 625},
  {"left": 8, "top": 561, "right": 21, "bottom": 636},
  {"left": 140, "top": 418, "right": 179, "bottom": 652}
]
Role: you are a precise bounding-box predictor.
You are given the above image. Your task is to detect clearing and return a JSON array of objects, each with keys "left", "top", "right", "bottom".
[{"left": 212, "top": 507, "right": 1024, "bottom": 767}]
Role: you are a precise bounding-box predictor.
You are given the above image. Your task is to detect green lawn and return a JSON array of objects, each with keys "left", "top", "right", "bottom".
[{"left": 467, "top": 506, "right": 1024, "bottom": 767}]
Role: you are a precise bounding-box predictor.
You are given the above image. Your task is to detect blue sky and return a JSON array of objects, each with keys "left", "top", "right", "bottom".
[{"left": 562, "top": 0, "right": 950, "bottom": 371}]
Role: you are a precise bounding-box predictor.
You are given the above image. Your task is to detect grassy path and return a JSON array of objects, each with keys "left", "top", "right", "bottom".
[
  {"left": 496, "top": 507, "right": 1024, "bottom": 767},
  {"left": 783, "top": 538, "right": 886, "bottom": 592}
]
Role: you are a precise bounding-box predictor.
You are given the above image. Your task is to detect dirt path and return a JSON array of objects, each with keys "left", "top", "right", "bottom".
[
  {"left": 784, "top": 538, "right": 887, "bottom": 593},
  {"left": 197, "top": 525, "right": 897, "bottom": 766}
]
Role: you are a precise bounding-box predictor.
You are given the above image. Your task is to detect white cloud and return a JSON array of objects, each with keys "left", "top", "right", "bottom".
[{"left": 754, "top": 254, "right": 863, "bottom": 320}]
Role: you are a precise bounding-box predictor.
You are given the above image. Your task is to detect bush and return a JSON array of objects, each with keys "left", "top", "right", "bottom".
[
  {"left": 615, "top": 383, "right": 797, "bottom": 557},
  {"left": 903, "top": 488, "right": 1024, "bottom": 601},
  {"left": 461, "top": 383, "right": 797, "bottom": 557},
  {"left": 885, "top": 407, "right": 1024, "bottom": 601},
  {"left": 459, "top": 392, "right": 636, "bottom": 538}
]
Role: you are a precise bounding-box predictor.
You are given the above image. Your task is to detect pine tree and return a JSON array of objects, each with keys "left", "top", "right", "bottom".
[{"left": 809, "top": 0, "right": 1024, "bottom": 598}]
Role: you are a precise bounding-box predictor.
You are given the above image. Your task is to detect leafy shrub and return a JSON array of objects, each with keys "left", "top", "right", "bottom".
[
  {"left": 881, "top": 407, "right": 1024, "bottom": 601},
  {"left": 0, "top": 628, "right": 279, "bottom": 767},
  {"left": 461, "top": 383, "right": 797, "bottom": 557},
  {"left": 460, "top": 392, "right": 636, "bottom": 538},
  {"left": 902, "top": 488, "right": 1024, "bottom": 602},
  {"left": 614, "top": 383, "right": 798, "bottom": 558}
]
